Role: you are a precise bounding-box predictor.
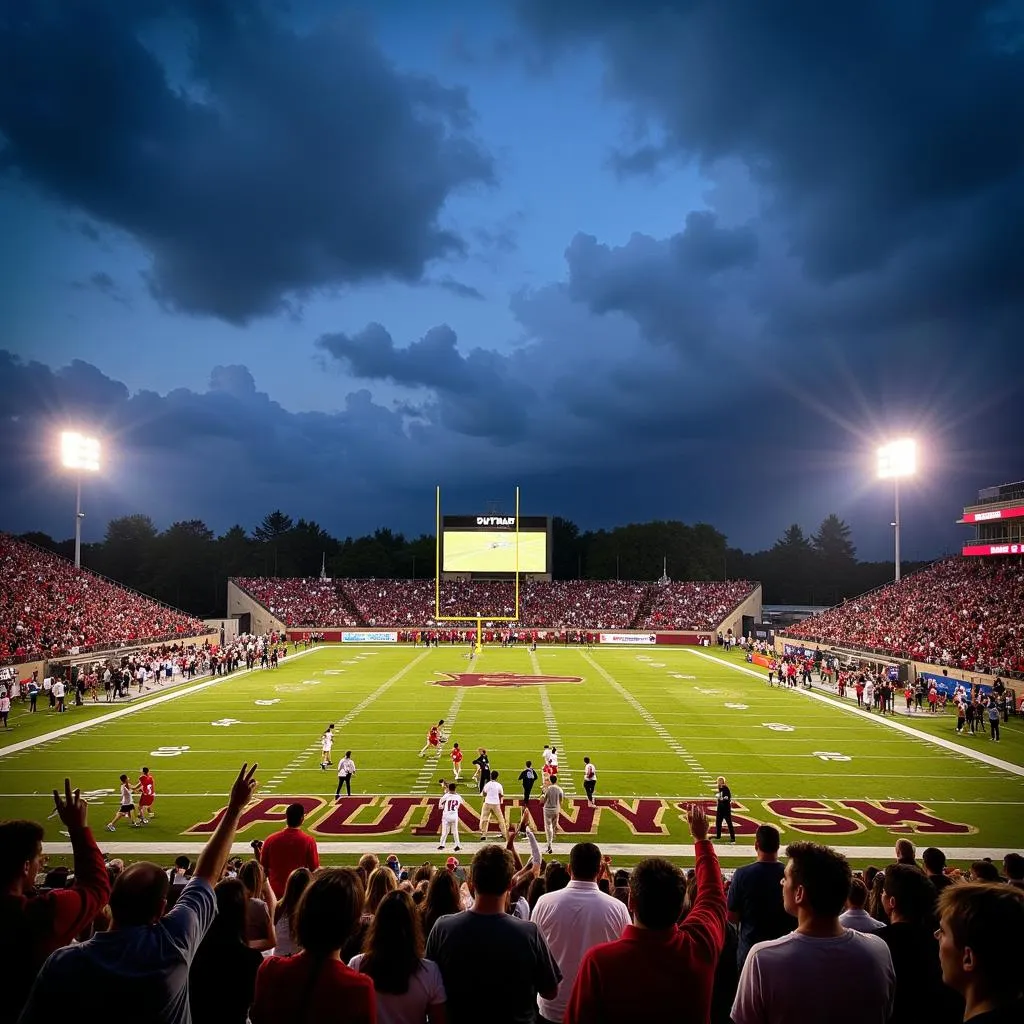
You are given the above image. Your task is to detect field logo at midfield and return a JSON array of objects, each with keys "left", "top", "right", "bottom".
[{"left": 432, "top": 672, "right": 583, "bottom": 688}]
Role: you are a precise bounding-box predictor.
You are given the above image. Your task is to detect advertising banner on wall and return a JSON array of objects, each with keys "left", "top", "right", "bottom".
[
  {"left": 918, "top": 670, "right": 982, "bottom": 700},
  {"left": 599, "top": 633, "right": 657, "bottom": 645},
  {"left": 340, "top": 631, "right": 398, "bottom": 644}
]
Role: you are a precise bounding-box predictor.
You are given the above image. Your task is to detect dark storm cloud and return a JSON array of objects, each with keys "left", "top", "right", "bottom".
[
  {"left": 0, "top": 2, "right": 493, "bottom": 323},
  {"left": 516, "top": 0, "right": 1024, "bottom": 294},
  {"left": 316, "top": 324, "right": 535, "bottom": 442}
]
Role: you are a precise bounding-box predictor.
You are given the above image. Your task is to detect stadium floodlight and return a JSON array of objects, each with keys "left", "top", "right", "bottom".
[
  {"left": 877, "top": 438, "right": 916, "bottom": 583},
  {"left": 60, "top": 431, "right": 101, "bottom": 569}
]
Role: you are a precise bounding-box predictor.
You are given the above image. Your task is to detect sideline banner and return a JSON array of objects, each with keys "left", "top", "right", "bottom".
[
  {"left": 599, "top": 633, "right": 656, "bottom": 645},
  {"left": 341, "top": 631, "right": 397, "bottom": 644},
  {"left": 919, "top": 670, "right": 990, "bottom": 700}
]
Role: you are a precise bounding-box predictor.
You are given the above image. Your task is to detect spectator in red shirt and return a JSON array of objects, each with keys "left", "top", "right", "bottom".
[
  {"left": 250, "top": 867, "right": 375, "bottom": 1024},
  {"left": 260, "top": 803, "right": 320, "bottom": 899},
  {"left": 565, "top": 805, "right": 726, "bottom": 1024},
  {"left": 0, "top": 778, "right": 111, "bottom": 1024}
]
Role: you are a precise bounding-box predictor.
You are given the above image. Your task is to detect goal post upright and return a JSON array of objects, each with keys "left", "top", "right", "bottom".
[{"left": 435, "top": 485, "right": 522, "bottom": 652}]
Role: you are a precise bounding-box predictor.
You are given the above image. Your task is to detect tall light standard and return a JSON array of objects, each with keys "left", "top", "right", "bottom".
[
  {"left": 877, "top": 438, "right": 916, "bottom": 582},
  {"left": 60, "top": 431, "right": 101, "bottom": 569}
]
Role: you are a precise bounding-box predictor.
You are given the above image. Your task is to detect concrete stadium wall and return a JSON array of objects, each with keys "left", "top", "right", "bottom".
[
  {"left": 718, "top": 584, "right": 763, "bottom": 639},
  {"left": 227, "top": 580, "right": 286, "bottom": 636}
]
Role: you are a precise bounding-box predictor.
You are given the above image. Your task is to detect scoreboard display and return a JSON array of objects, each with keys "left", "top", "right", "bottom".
[{"left": 441, "top": 515, "right": 550, "bottom": 573}]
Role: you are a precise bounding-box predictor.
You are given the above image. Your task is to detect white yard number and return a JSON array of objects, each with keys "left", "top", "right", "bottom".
[
  {"left": 725, "top": 703, "right": 749, "bottom": 710},
  {"left": 211, "top": 718, "right": 241, "bottom": 727},
  {"left": 150, "top": 745, "right": 190, "bottom": 757},
  {"left": 82, "top": 788, "right": 115, "bottom": 800},
  {"left": 812, "top": 751, "right": 852, "bottom": 761},
  {"left": 254, "top": 698, "right": 280, "bottom": 706},
  {"left": 762, "top": 722, "right": 795, "bottom": 732}
]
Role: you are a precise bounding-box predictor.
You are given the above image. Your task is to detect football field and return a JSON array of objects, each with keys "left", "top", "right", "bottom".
[{"left": 2, "top": 644, "right": 1022, "bottom": 866}]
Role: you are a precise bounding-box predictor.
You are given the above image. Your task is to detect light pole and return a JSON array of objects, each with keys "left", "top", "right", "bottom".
[
  {"left": 877, "top": 438, "right": 916, "bottom": 582},
  {"left": 60, "top": 432, "right": 101, "bottom": 568}
]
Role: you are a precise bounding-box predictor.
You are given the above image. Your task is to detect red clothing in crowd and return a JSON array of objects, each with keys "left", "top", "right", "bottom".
[
  {"left": 260, "top": 826, "right": 320, "bottom": 898},
  {"left": 0, "top": 824, "right": 111, "bottom": 1024},
  {"left": 250, "top": 950, "right": 376, "bottom": 1024},
  {"left": 565, "top": 839, "right": 727, "bottom": 1024}
]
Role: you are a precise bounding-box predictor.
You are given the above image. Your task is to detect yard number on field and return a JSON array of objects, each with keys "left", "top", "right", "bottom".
[{"left": 150, "top": 745, "right": 190, "bottom": 757}]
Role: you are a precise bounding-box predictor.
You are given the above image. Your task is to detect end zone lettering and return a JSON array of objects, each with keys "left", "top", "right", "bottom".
[{"left": 185, "top": 796, "right": 974, "bottom": 837}]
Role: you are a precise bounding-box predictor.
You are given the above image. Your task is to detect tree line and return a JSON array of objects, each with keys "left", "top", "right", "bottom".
[{"left": 17, "top": 510, "right": 925, "bottom": 618}]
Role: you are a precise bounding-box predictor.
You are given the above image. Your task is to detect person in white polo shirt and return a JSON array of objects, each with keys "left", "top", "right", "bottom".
[
  {"left": 478, "top": 770, "right": 509, "bottom": 841},
  {"left": 532, "top": 842, "right": 628, "bottom": 1023}
]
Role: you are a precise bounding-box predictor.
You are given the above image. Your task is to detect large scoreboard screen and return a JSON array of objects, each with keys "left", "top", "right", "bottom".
[{"left": 441, "top": 515, "right": 550, "bottom": 573}]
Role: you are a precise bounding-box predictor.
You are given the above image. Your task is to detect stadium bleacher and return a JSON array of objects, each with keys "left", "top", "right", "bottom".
[
  {"left": 0, "top": 534, "right": 207, "bottom": 664},
  {"left": 787, "top": 557, "right": 1024, "bottom": 676},
  {"left": 235, "top": 577, "right": 756, "bottom": 631}
]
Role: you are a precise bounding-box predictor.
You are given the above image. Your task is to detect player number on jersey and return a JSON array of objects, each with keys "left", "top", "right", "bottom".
[
  {"left": 150, "top": 745, "right": 191, "bottom": 757},
  {"left": 812, "top": 751, "right": 852, "bottom": 761}
]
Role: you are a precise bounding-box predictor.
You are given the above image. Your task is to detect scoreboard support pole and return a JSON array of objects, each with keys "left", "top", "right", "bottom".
[{"left": 435, "top": 486, "right": 522, "bottom": 649}]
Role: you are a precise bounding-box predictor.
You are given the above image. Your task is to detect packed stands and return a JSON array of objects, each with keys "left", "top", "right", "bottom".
[
  {"left": 0, "top": 534, "right": 207, "bottom": 664},
  {"left": 641, "top": 580, "right": 760, "bottom": 630},
  {"left": 234, "top": 576, "right": 361, "bottom": 627},
  {"left": 235, "top": 576, "right": 754, "bottom": 631},
  {"left": 787, "top": 558, "right": 1024, "bottom": 676}
]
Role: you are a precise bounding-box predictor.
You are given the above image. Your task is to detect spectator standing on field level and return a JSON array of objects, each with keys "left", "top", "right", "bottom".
[
  {"left": 728, "top": 824, "right": 796, "bottom": 966},
  {"left": 582, "top": 757, "right": 597, "bottom": 807},
  {"left": 19, "top": 764, "right": 261, "bottom": 1024},
  {"left": 543, "top": 775, "right": 565, "bottom": 854},
  {"left": 564, "top": 805, "right": 726, "bottom": 1024},
  {"left": 532, "top": 841, "right": 630, "bottom": 1024},
  {"left": 731, "top": 841, "right": 896, "bottom": 1024},
  {"left": 715, "top": 776, "right": 735, "bottom": 842},
  {"left": 335, "top": 751, "right": 356, "bottom": 798},
  {"left": 0, "top": 779, "right": 112, "bottom": 1024},
  {"left": 260, "top": 803, "right": 320, "bottom": 899}
]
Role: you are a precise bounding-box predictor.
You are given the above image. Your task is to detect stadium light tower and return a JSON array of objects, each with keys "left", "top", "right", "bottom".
[
  {"left": 877, "top": 438, "right": 916, "bottom": 583},
  {"left": 60, "top": 431, "right": 101, "bottom": 569}
]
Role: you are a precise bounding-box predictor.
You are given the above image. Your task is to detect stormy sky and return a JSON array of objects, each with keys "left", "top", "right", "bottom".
[{"left": 1, "top": 0, "right": 1022, "bottom": 562}]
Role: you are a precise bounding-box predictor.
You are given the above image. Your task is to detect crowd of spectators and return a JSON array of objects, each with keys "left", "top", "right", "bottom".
[
  {"left": 5, "top": 776, "right": 1023, "bottom": 1024},
  {"left": 788, "top": 557, "right": 1024, "bottom": 676},
  {"left": 237, "top": 576, "right": 753, "bottom": 632},
  {"left": 235, "top": 577, "right": 361, "bottom": 628},
  {"left": 641, "top": 580, "right": 758, "bottom": 631},
  {"left": 0, "top": 535, "right": 207, "bottom": 665}
]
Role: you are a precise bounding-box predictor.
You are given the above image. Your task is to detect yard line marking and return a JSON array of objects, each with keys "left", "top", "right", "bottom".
[
  {"left": 532, "top": 645, "right": 575, "bottom": 794},
  {"left": 686, "top": 650, "right": 1024, "bottom": 778},
  {"left": 412, "top": 688, "right": 466, "bottom": 794},
  {"left": 0, "top": 647, "right": 320, "bottom": 760},
  {"left": 583, "top": 652, "right": 716, "bottom": 788}
]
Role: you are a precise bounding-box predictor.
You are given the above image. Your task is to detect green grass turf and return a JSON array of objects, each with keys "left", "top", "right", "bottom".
[{"left": 2, "top": 643, "right": 1022, "bottom": 867}]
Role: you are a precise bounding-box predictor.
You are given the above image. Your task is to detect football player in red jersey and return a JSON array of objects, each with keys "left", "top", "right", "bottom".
[{"left": 133, "top": 766, "right": 156, "bottom": 823}]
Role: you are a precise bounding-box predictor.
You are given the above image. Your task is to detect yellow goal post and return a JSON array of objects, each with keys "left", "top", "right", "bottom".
[{"left": 434, "top": 486, "right": 522, "bottom": 653}]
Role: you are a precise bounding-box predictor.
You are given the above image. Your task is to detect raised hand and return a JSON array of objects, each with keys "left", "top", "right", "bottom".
[
  {"left": 52, "top": 778, "right": 88, "bottom": 829},
  {"left": 686, "top": 802, "right": 710, "bottom": 842},
  {"left": 228, "top": 763, "right": 259, "bottom": 811}
]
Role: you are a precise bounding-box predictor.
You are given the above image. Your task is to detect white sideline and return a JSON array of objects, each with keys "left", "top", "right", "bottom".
[
  {"left": 685, "top": 649, "right": 1024, "bottom": 777},
  {"left": 39, "top": 840, "right": 1021, "bottom": 860},
  {"left": 0, "top": 647, "right": 318, "bottom": 760}
]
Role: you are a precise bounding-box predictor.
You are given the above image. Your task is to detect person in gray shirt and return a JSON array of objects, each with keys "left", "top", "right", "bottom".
[
  {"left": 19, "top": 763, "right": 260, "bottom": 1024},
  {"left": 542, "top": 776, "right": 565, "bottom": 855}
]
